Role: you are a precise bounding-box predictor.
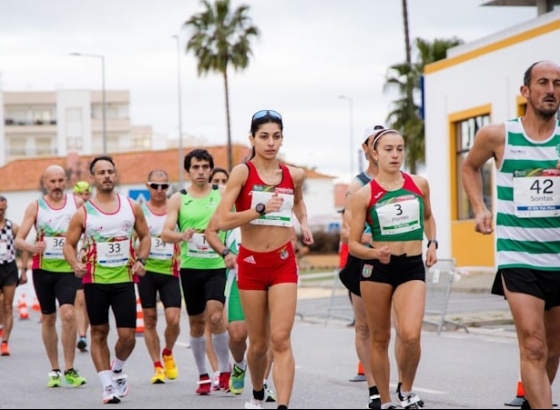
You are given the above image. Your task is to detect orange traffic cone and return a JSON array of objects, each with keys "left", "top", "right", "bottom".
[
  {"left": 18, "top": 294, "right": 29, "bottom": 320},
  {"left": 32, "top": 297, "right": 41, "bottom": 312},
  {"left": 135, "top": 298, "right": 144, "bottom": 335},
  {"left": 349, "top": 361, "right": 366, "bottom": 382},
  {"left": 504, "top": 378, "right": 525, "bottom": 406}
]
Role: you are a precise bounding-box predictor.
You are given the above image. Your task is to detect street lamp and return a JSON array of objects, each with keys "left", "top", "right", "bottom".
[
  {"left": 338, "top": 95, "right": 354, "bottom": 177},
  {"left": 69, "top": 53, "right": 107, "bottom": 155},
  {"left": 172, "top": 35, "right": 185, "bottom": 188}
]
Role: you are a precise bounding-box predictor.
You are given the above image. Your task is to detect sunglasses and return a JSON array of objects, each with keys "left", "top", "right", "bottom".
[
  {"left": 148, "top": 183, "right": 169, "bottom": 190},
  {"left": 252, "top": 110, "right": 282, "bottom": 121}
]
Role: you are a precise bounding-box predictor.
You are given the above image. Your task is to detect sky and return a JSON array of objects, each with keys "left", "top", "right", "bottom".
[{"left": 0, "top": 0, "right": 542, "bottom": 181}]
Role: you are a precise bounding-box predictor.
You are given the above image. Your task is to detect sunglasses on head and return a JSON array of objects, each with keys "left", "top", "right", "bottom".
[
  {"left": 252, "top": 110, "right": 282, "bottom": 122},
  {"left": 148, "top": 183, "right": 169, "bottom": 190}
]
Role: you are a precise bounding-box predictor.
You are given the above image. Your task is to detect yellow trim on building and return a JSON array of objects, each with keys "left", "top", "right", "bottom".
[
  {"left": 516, "top": 95, "right": 527, "bottom": 117},
  {"left": 448, "top": 104, "right": 495, "bottom": 267},
  {"left": 425, "top": 19, "right": 560, "bottom": 74}
]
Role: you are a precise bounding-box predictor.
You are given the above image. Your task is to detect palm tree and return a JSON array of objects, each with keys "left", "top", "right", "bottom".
[
  {"left": 384, "top": 37, "right": 463, "bottom": 173},
  {"left": 183, "top": 0, "right": 259, "bottom": 170}
]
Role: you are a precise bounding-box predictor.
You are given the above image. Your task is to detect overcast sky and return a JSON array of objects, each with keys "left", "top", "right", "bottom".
[{"left": 0, "top": 0, "right": 542, "bottom": 180}]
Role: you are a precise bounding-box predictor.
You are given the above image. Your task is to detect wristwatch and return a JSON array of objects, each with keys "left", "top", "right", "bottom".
[
  {"left": 427, "top": 240, "right": 438, "bottom": 250},
  {"left": 255, "top": 203, "right": 266, "bottom": 216},
  {"left": 221, "top": 248, "right": 231, "bottom": 258},
  {"left": 137, "top": 258, "right": 146, "bottom": 265}
]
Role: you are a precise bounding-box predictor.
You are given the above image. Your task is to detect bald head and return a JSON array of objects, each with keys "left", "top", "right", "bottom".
[
  {"left": 43, "top": 165, "right": 66, "bottom": 180},
  {"left": 524, "top": 60, "right": 560, "bottom": 86},
  {"left": 42, "top": 164, "right": 67, "bottom": 198}
]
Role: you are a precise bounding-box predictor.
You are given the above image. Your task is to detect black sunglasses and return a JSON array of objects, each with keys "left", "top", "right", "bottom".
[
  {"left": 148, "top": 183, "right": 169, "bottom": 190},
  {"left": 252, "top": 110, "right": 282, "bottom": 121}
]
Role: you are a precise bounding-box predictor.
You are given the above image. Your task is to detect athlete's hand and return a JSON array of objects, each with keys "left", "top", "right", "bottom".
[
  {"left": 18, "top": 269, "right": 28, "bottom": 285},
  {"left": 32, "top": 241, "right": 47, "bottom": 255},
  {"left": 425, "top": 248, "right": 437, "bottom": 268},
  {"left": 376, "top": 246, "right": 391, "bottom": 264},
  {"left": 181, "top": 229, "right": 195, "bottom": 242},
  {"left": 266, "top": 191, "right": 284, "bottom": 213},
  {"left": 224, "top": 253, "right": 237, "bottom": 270},
  {"left": 361, "top": 233, "right": 372, "bottom": 245},
  {"left": 300, "top": 225, "right": 314, "bottom": 246},
  {"left": 132, "top": 260, "right": 146, "bottom": 277},
  {"left": 474, "top": 209, "right": 493, "bottom": 235},
  {"left": 73, "top": 262, "right": 87, "bottom": 278}
]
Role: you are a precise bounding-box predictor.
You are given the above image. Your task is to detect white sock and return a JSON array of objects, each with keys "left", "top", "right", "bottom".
[
  {"left": 111, "top": 358, "right": 126, "bottom": 372},
  {"left": 235, "top": 359, "right": 247, "bottom": 371},
  {"left": 98, "top": 370, "right": 114, "bottom": 388}
]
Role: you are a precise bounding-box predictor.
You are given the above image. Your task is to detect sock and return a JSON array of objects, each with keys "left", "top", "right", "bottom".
[
  {"left": 154, "top": 361, "right": 163, "bottom": 369},
  {"left": 253, "top": 388, "right": 265, "bottom": 401},
  {"left": 235, "top": 359, "right": 247, "bottom": 371},
  {"left": 98, "top": 370, "right": 113, "bottom": 388},
  {"left": 190, "top": 335, "right": 208, "bottom": 375},
  {"left": 64, "top": 368, "right": 74, "bottom": 375},
  {"left": 401, "top": 390, "right": 411, "bottom": 397},
  {"left": 79, "top": 335, "right": 86, "bottom": 340},
  {"left": 211, "top": 331, "right": 230, "bottom": 373},
  {"left": 112, "top": 357, "right": 126, "bottom": 372},
  {"left": 369, "top": 385, "right": 380, "bottom": 397},
  {"left": 162, "top": 347, "right": 172, "bottom": 356}
]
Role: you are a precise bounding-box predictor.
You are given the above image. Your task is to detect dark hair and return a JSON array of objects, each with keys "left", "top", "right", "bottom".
[
  {"left": 89, "top": 155, "right": 115, "bottom": 174},
  {"left": 0, "top": 195, "right": 6, "bottom": 202},
  {"left": 147, "top": 169, "right": 168, "bottom": 181},
  {"left": 523, "top": 61, "right": 544, "bottom": 87},
  {"left": 184, "top": 149, "right": 214, "bottom": 171},
  {"left": 209, "top": 167, "right": 229, "bottom": 182}
]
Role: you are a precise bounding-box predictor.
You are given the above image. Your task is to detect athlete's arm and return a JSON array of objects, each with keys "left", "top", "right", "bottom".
[
  {"left": 162, "top": 193, "right": 187, "bottom": 243},
  {"left": 348, "top": 185, "right": 390, "bottom": 263},
  {"left": 15, "top": 201, "right": 45, "bottom": 255},
  {"left": 12, "top": 223, "right": 29, "bottom": 285},
  {"left": 63, "top": 208, "right": 86, "bottom": 277},
  {"left": 414, "top": 175, "right": 437, "bottom": 268},
  {"left": 132, "top": 202, "right": 151, "bottom": 261},
  {"left": 462, "top": 123, "right": 504, "bottom": 235},
  {"left": 204, "top": 209, "right": 236, "bottom": 269},
  {"left": 291, "top": 167, "right": 313, "bottom": 245},
  {"left": 340, "top": 178, "right": 362, "bottom": 243}
]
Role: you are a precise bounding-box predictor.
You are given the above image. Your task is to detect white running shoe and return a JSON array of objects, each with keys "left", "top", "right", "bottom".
[{"left": 244, "top": 398, "right": 264, "bottom": 409}]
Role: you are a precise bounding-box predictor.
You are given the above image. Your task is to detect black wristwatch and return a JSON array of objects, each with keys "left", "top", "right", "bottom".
[
  {"left": 221, "top": 248, "right": 230, "bottom": 258},
  {"left": 255, "top": 203, "right": 266, "bottom": 216},
  {"left": 137, "top": 258, "right": 146, "bottom": 265},
  {"left": 427, "top": 240, "right": 438, "bottom": 250}
]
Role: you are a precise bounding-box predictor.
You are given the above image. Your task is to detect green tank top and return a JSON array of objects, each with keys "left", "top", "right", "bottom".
[{"left": 178, "top": 189, "right": 225, "bottom": 269}]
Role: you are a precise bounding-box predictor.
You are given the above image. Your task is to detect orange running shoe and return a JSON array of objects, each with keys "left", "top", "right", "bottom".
[{"left": 1, "top": 342, "right": 11, "bottom": 356}]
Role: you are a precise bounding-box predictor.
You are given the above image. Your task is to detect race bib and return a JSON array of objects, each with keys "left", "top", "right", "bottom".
[
  {"left": 44, "top": 236, "right": 66, "bottom": 260},
  {"left": 187, "top": 232, "right": 218, "bottom": 258},
  {"left": 0, "top": 241, "right": 7, "bottom": 257},
  {"left": 250, "top": 186, "right": 293, "bottom": 227},
  {"left": 149, "top": 237, "right": 174, "bottom": 260},
  {"left": 376, "top": 197, "right": 420, "bottom": 236},
  {"left": 513, "top": 169, "right": 560, "bottom": 218},
  {"left": 97, "top": 239, "right": 130, "bottom": 267}
]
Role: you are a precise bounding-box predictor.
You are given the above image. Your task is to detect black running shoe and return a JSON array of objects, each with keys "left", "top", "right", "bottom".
[{"left": 396, "top": 382, "right": 424, "bottom": 408}]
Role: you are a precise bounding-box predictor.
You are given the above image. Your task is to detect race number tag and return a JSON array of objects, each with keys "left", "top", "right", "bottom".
[
  {"left": 97, "top": 239, "right": 130, "bottom": 267},
  {"left": 513, "top": 169, "right": 560, "bottom": 218},
  {"left": 0, "top": 241, "right": 7, "bottom": 257},
  {"left": 149, "top": 237, "right": 174, "bottom": 260},
  {"left": 376, "top": 197, "right": 420, "bottom": 236},
  {"left": 187, "top": 232, "right": 217, "bottom": 258},
  {"left": 250, "top": 186, "right": 294, "bottom": 227},
  {"left": 44, "top": 236, "right": 66, "bottom": 260}
]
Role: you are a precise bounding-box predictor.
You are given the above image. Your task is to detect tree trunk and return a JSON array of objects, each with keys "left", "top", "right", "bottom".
[
  {"left": 402, "top": 0, "right": 416, "bottom": 173},
  {"left": 223, "top": 70, "right": 233, "bottom": 171}
]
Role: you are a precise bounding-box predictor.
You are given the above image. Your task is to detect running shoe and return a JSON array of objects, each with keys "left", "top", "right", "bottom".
[
  {"left": 77, "top": 337, "right": 88, "bottom": 353},
  {"left": 64, "top": 368, "right": 87, "bottom": 387},
  {"left": 1, "top": 341, "right": 10, "bottom": 356},
  {"left": 396, "top": 392, "right": 422, "bottom": 409},
  {"left": 219, "top": 371, "right": 231, "bottom": 391},
  {"left": 151, "top": 367, "right": 165, "bottom": 384},
  {"left": 163, "top": 352, "right": 178, "bottom": 379},
  {"left": 521, "top": 399, "right": 532, "bottom": 410},
  {"left": 196, "top": 374, "right": 212, "bottom": 395},
  {"left": 102, "top": 385, "right": 121, "bottom": 404},
  {"left": 47, "top": 370, "right": 62, "bottom": 388},
  {"left": 244, "top": 398, "right": 264, "bottom": 409},
  {"left": 264, "top": 383, "right": 276, "bottom": 402},
  {"left": 368, "top": 393, "right": 381, "bottom": 409},
  {"left": 396, "top": 382, "right": 424, "bottom": 408},
  {"left": 113, "top": 371, "right": 129, "bottom": 398},
  {"left": 229, "top": 364, "right": 246, "bottom": 395},
  {"left": 212, "top": 372, "right": 220, "bottom": 391}
]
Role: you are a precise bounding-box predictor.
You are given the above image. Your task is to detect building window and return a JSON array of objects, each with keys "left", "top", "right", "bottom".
[
  {"left": 35, "top": 137, "right": 53, "bottom": 156},
  {"left": 8, "top": 138, "right": 26, "bottom": 157},
  {"left": 456, "top": 114, "right": 492, "bottom": 220}
]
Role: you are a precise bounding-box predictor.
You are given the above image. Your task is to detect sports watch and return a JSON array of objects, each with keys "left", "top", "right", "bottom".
[
  {"left": 221, "top": 248, "right": 231, "bottom": 258},
  {"left": 427, "top": 240, "right": 438, "bottom": 250},
  {"left": 255, "top": 203, "right": 266, "bottom": 216},
  {"left": 137, "top": 258, "right": 146, "bottom": 265}
]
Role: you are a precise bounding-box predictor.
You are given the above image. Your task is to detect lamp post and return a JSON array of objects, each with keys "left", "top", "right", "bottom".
[
  {"left": 338, "top": 95, "right": 354, "bottom": 177},
  {"left": 69, "top": 53, "right": 107, "bottom": 155},
  {"left": 172, "top": 35, "right": 185, "bottom": 188}
]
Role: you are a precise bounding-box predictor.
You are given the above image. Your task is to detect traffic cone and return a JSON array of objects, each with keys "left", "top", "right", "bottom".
[
  {"left": 135, "top": 298, "right": 144, "bottom": 335},
  {"left": 32, "top": 297, "right": 41, "bottom": 312},
  {"left": 349, "top": 361, "right": 366, "bottom": 382},
  {"left": 18, "top": 294, "right": 29, "bottom": 320},
  {"left": 504, "top": 378, "right": 525, "bottom": 406}
]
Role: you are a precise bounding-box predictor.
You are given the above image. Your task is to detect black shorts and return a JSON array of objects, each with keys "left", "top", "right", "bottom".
[
  {"left": 360, "top": 254, "right": 425, "bottom": 289},
  {"left": 339, "top": 254, "right": 363, "bottom": 296},
  {"left": 137, "top": 271, "right": 182, "bottom": 309},
  {"left": 0, "top": 261, "right": 18, "bottom": 288},
  {"left": 84, "top": 282, "right": 137, "bottom": 328},
  {"left": 32, "top": 269, "right": 79, "bottom": 315},
  {"left": 492, "top": 268, "right": 560, "bottom": 311},
  {"left": 180, "top": 267, "right": 226, "bottom": 316}
]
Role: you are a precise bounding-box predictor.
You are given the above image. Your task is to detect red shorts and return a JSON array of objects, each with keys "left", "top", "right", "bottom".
[{"left": 237, "top": 242, "right": 298, "bottom": 291}]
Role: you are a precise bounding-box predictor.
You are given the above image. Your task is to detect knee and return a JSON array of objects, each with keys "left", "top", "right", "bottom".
[
  {"left": 355, "top": 323, "right": 370, "bottom": 341},
  {"left": 371, "top": 330, "right": 391, "bottom": 349},
  {"left": 270, "top": 331, "right": 291, "bottom": 353},
  {"left": 522, "top": 336, "right": 547, "bottom": 362},
  {"left": 249, "top": 339, "right": 269, "bottom": 357},
  {"left": 397, "top": 331, "right": 421, "bottom": 350}
]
